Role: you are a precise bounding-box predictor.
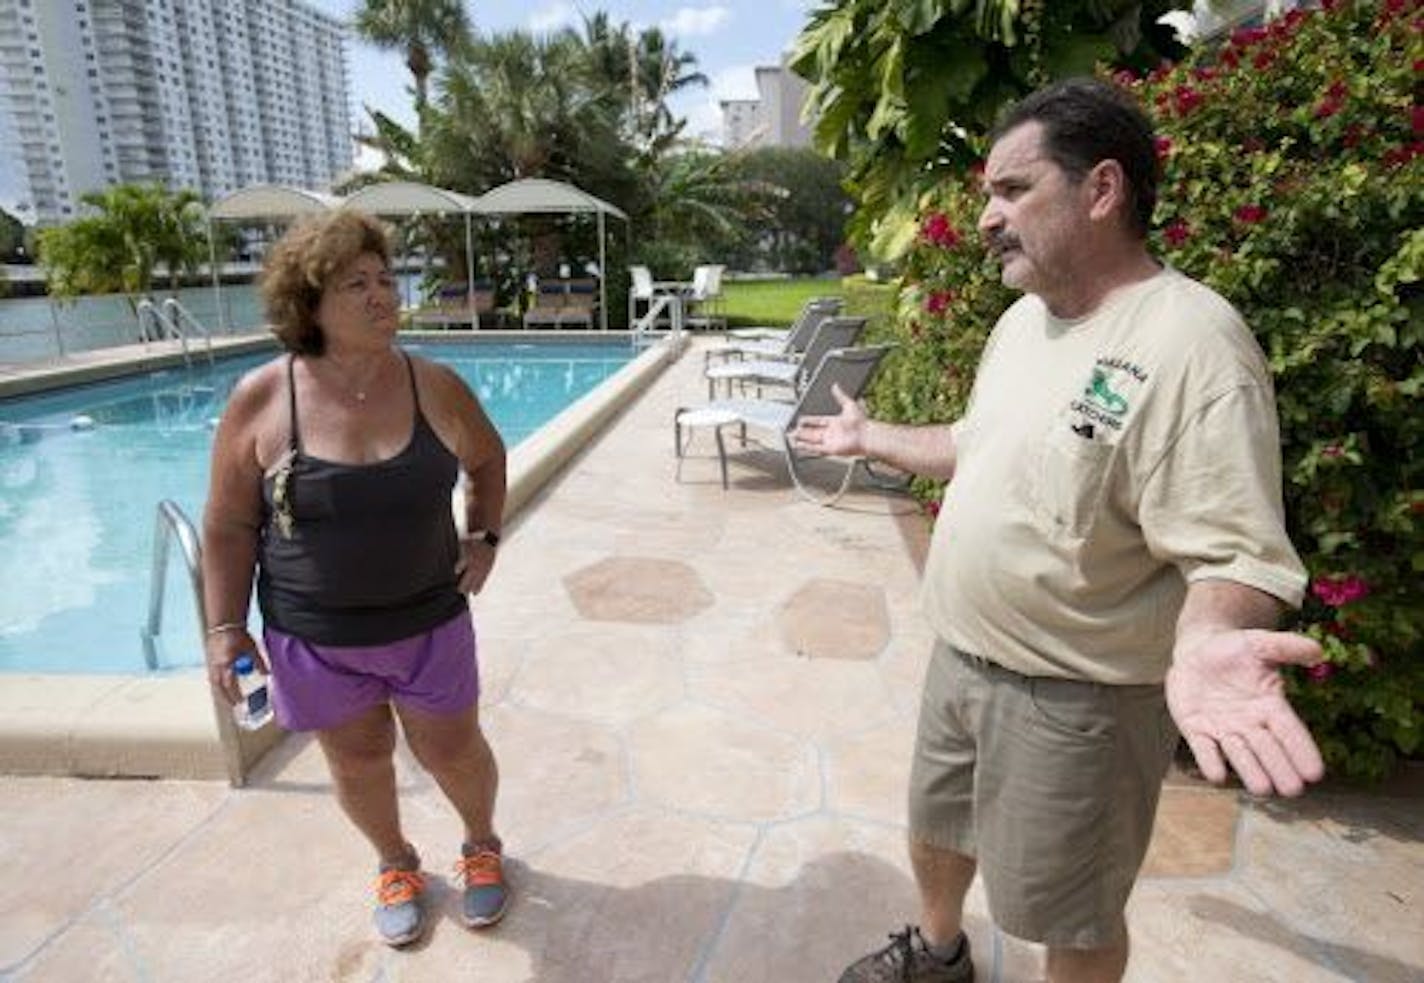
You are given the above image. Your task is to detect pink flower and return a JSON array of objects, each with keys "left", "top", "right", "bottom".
[
  {"left": 1311, "top": 575, "right": 1371, "bottom": 607},
  {"left": 925, "top": 500, "right": 941, "bottom": 519},
  {"left": 919, "top": 212, "right": 961, "bottom": 250},
  {"left": 1307, "top": 662, "right": 1336, "bottom": 683},
  {"left": 1230, "top": 26, "right": 1268, "bottom": 48},
  {"left": 1154, "top": 136, "right": 1173, "bottom": 160},
  {"left": 1112, "top": 69, "right": 1138, "bottom": 88},
  {"left": 1234, "top": 204, "right": 1268, "bottom": 224},
  {"left": 1163, "top": 220, "right": 1191, "bottom": 247},
  {"left": 924, "top": 290, "right": 956, "bottom": 316}
]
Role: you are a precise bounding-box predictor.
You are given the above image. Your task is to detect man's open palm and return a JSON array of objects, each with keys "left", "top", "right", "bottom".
[{"left": 1166, "top": 628, "right": 1325, "bottom": 797}]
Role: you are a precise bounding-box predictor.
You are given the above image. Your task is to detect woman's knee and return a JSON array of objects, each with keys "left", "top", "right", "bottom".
[{"left": 318, "top": 706, "right": 398, "bottom": 776}]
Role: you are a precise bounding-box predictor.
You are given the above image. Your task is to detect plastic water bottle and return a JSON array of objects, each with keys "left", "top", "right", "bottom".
[{"left": 232, "top": 653, "right": 273, "bottom": 731}]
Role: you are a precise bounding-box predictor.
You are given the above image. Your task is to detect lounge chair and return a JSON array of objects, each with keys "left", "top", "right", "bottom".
[
  {"left": 727, "top": 296, "right": 843, "bottom": 342},
  {"left": 704, "top": 298, "right": 842, "bottom": 370},
  {"left": 674, "top": 344, "right": 894, "bottom": 505},
  {"left": 704, "top": 315, "right": 867, "bottom": 399}
]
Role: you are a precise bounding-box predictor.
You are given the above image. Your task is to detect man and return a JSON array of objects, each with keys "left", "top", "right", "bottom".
[{"left": 794, "top": 78, "right": 1324, "bottom": 983}]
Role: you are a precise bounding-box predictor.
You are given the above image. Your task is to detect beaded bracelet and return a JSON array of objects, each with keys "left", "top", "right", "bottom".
[{"left": 205, "top": 622, "right": 247, "bottom": 637}]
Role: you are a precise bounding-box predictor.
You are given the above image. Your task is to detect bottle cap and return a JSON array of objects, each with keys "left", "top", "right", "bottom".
[{"left": 233, "top": 653, "right": 255, "bottom": 675}]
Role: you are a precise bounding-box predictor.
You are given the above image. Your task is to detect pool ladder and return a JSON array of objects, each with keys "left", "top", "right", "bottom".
[
  {"left": 141, "top": 499, "right": 258, "bottom": 786},
  {"left": 136, "top": 298, "right": 215, "bottom": 368}
]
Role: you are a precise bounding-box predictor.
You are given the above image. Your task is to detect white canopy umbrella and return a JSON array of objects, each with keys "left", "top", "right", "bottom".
[
  {"left": 205, "top": 185, "right": 342, "bottom": 333},
  {"left": 473, "top": 179, "right": 628, "bottom": 330}
]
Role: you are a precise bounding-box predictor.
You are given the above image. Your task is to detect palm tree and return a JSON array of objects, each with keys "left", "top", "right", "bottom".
[
  {"left": 37, "top": 183, "right": 206, "bottom": 314},
  {"left": 354, "top": 0, "right": 472, "bottom": 126}
]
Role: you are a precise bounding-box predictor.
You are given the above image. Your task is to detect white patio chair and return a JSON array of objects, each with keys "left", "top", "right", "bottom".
[
  {"left": 684, "top": 264, "right": 725, "bottom": 330},
  {"left": 674, "top": 344, "right": 894, "bottom": 505},
  {"left": 704, "top": 315, "right": 868, "bottom": 399},
  {"left": 628, "top": 265, "right": 656, "bottom": 329}
]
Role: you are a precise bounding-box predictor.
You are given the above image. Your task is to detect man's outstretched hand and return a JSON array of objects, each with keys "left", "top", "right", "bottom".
[{"left": 1166, "top": 628, "right": 1325, "bottom": 797}]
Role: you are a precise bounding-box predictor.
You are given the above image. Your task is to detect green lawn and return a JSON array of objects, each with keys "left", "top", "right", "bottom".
[
  {"left": 720, "top": 275, "right": 897, "bottom": 330},
  {"left": 720, "top": 278, "right": 844, "bottom": 328}
]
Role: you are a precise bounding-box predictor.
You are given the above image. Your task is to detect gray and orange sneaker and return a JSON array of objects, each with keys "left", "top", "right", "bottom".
[
  {"left": 455, "top": 839, "right": 509, "bottom": 928},
  {"left": 373, "top": 850, "right": 427, "bottom": 947},
  {"left": 837, "top": 926, "right": 974, "bottom": 983}
]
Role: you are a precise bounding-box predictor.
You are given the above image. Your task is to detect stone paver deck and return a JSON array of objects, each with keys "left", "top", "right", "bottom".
[{"left": 2, "top": 338, "right": 1420, "bottom": 982}]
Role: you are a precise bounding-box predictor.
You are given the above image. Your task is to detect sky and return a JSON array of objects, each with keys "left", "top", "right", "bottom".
[{"left": 313, "top": 0, "right": 821, "bottom": 161}]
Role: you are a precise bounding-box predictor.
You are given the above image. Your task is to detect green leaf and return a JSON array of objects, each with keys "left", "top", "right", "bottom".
[{"left": 1041, "top": 33, "right": 1119, "bottom": 79}]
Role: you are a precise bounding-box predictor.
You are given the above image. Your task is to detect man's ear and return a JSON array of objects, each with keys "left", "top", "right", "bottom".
[{"left": 1085, "top": 159, "right": 1127, "bottom": 225}]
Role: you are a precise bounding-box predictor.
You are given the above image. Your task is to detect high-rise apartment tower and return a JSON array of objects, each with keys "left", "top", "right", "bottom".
[{"left": 0, "top": 0, "right": 351, "bottom": 224}]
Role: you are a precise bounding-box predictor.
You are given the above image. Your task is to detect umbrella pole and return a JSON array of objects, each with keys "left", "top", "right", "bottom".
[
  {"left": 465, "top": 213, "right": 476, "bottom": 330},
  {"left": 598, "top": 210, "right": 607, "bottom": 331}
]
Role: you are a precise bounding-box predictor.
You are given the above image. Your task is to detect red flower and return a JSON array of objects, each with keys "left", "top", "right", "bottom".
[
  {"left": 1234, "top": 204, "right": 1268, "bottom": 224},
  {"left": 1307, "top": 662, "right": 1336, "bottom": 683},
  {"left": 1172, "top": 85, "right": 1203, "bottom": 116},
  {"left": 1311, "top": 575, "right": 1371, "bottom": 607},
  {"left": 1220, "top": 49, "right": 1241, "bottom": 70},
  {"left": 1230, "top": 26, "right": 1268, "bottom": 48},
  {"left": 1383, "top": 142, "right": 1424, "bottom": 168},
  {"left": 1163, "top": 220, "right": 1191, "bottom": 247},
  {"left": 1154, "top": 136, "right": 1173, "bottom": 160},
  {"left": 1148, "top": 61, "right": 1174, "bottom": 84},
  {"left": 924, "top": 290, "right": 956, "bottom": 316},
  {"left": 925, "top": 500, "right": 941, "bottom": 519},
  {"left": 1414, "top": 60, "right": 1424, "bottom": 74},
  {"left": 1315, "top": 97, "right": 1343, "bottom": 119},
  {"left": 919, "top": 212, "right": 961, "bottom": 250},
  {"left": 1413, "top": 106, "right": 1424, "bottom": 137},
  {"left": 1252, "top": 51, "right": 1276, "bottom": 72},
  {"left": 1343, "top": 124, "right": 1366, "bottom": 148},
  {"left": 1112, "top": 69, "right": 1138, "bottom": 88}
]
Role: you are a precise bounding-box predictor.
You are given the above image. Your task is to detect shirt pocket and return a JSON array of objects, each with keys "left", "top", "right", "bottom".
[{"left": 1029, "top": 422, "right": 1116, "bottom": 538}]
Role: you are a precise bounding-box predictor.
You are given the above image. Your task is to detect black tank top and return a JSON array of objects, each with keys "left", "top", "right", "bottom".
[{"left": 256, "top": 352, "right": 467, "bottom": 646}]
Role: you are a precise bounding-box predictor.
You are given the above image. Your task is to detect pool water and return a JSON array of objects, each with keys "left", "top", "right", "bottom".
[{"left": 0, "top": 340, "right": 635, "bottom": 673}]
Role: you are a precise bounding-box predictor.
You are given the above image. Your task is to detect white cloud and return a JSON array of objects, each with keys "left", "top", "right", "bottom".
[
  {"left": 659, "top": 6, "right": 731, "bottom": 38},
  {"left": 528, "top": 2, "right": 578, "bottom": 33}
]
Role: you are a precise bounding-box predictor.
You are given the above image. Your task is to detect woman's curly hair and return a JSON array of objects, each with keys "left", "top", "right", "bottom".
[{"left": 260, "top": 210, "right": 392, "bottom": 355}]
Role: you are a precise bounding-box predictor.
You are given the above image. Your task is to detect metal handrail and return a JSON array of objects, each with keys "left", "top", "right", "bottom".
[
  {"left": 632, "top": 291, "right": 684, "bottom": 347},
  {"left": 162, "top": 297, "right": 215, "bottom": 365},
  {"left": 139, "top": 499, "right": 255, "bottom": 787},
  {"left": 135, "top": 298, "right": 191, "bottom": 368},
  {"left": 140, "top": 500, "right": 205, "bottom": 671}
]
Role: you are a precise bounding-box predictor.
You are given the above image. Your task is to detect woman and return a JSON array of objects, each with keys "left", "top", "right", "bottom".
[{"left": 201, "top": 210, "right": 508, "bottom": 947}]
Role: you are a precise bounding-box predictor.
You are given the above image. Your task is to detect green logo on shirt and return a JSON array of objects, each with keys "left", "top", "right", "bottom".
[{"left": 1084, "top": 368, "right": 1129, "bottom": 415}]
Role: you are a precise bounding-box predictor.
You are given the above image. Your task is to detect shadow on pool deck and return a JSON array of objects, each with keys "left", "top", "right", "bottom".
[{"left": 1, "top": 337, "right": 1420, "bottom": 982}]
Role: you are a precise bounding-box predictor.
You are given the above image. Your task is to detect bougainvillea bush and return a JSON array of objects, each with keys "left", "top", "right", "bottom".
[{"left": 876, "top": 0, "right": 1423, "bottom": 781}]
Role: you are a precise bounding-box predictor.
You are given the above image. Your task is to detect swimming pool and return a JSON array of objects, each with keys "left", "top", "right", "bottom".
[{"left": 0, "top": 339, "right": 637, "bottom": 673}]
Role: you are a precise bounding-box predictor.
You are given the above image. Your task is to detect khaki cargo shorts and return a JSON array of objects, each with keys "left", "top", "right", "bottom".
[{"left": 908, "top": 640, "right": 1180, "bottom": 948}]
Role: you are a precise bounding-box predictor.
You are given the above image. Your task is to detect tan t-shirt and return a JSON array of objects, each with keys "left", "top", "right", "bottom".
[{"left": 922, "top": 267, "right": 1306, "bottom": 684}]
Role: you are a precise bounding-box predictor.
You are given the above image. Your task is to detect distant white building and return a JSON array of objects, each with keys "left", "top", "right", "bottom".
[
  {"left": 0, "top": 0, "right": 352, "bottom": 225},
  {"left": 720, "top": 56, "right": 813, "bottom": 151}
]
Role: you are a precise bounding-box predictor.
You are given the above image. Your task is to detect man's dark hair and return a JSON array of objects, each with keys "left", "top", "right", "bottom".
[{"left": 990, "top": 77, "right": 1158, "bottom": 239}]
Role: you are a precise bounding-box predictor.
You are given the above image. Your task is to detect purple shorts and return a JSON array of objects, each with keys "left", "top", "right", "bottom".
[{"left": 262, "top": 611, "right": 479, "bottom": 732}]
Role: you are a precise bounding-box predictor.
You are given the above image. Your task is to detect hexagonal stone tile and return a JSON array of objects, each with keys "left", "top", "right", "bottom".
[
  {"left": 626, "top": 705, "right": 819, "bottom": 822},
  {"left": 777, "top": 578, "right": 890, "bottom": 660},
  {"left": 564, "top": 556, "right": 714, "bottom": 624}
]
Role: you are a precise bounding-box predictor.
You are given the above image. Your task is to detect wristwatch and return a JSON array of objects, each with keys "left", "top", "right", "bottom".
[{"left": 474, "top": 529, "right": 501, "bottom": 549}]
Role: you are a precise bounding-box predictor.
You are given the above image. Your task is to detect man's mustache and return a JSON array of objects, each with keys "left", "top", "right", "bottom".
[{"left": 984, "top": 231, "right": 1021, "bottom": 256}]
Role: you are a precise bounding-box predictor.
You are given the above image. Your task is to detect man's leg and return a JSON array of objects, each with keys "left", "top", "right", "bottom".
[
  {"left": 395, "top": 702, "right": 498, "bottom": 844},
  {"left": 1047, "top": 926, "right": 1129, "bottom": 983},
  {"left": 315, "top": 702, "right": 408, "bottom": 864},
  {"left": 910, "top": 837, "right": 978, "bottom": 947}
]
